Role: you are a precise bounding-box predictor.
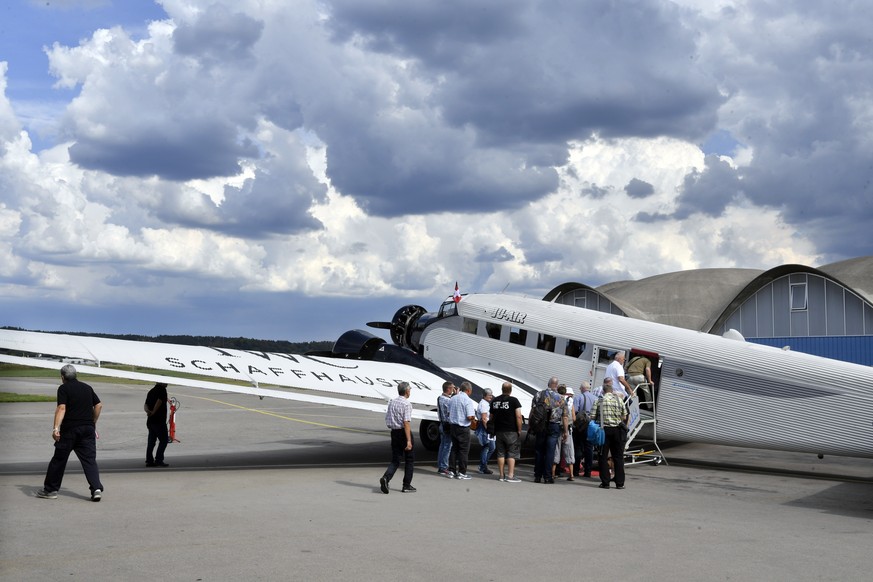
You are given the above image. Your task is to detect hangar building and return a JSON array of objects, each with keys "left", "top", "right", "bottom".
[{"left": 543, "top": 256, "right": 873, "bottom": 366}]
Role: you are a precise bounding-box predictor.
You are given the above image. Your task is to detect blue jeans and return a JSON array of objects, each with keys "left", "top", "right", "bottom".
[
  {"left": 476, "top": 426, "right": 495, "bottom": 469},
  {"left": 533, "top": 422, "right": 561, "bottom": 481},
  {"left": 438, "top": 424, "right": 452, "bottom": 471}
]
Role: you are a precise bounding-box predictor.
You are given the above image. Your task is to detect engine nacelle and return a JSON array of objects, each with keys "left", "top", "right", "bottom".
[{"left": 331, "top": 329, "right": 387, "bottom": 359}]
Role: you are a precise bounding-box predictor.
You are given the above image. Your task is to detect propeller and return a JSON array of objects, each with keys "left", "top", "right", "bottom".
[{"left": 366, "top": 305, "right": 427, "bottom": 348}]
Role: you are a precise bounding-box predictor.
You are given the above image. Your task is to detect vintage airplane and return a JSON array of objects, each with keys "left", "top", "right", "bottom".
[
  {"left": 2, "top": 289, "right": 872, "bottom": 459},
  {"left": 367, "top": 292, "right": 873, "bottom": 459}
]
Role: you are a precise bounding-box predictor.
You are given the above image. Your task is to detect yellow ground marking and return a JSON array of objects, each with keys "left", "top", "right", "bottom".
[{"left": 178, "top": 392, "right": 384, "bottom": 436}]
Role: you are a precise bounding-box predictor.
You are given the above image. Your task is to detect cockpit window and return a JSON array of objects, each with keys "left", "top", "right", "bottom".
[{"left": 439, "top": 300, "right": 458, "bottom": 318}]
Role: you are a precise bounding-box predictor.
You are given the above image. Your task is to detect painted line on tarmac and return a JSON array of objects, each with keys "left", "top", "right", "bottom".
[{"left": 178, "top": 393, "right": 385, "bottom": 436}]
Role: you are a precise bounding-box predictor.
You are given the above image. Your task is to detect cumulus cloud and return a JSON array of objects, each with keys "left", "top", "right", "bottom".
[
  {"left": 2, "top": 0, "right": 868, "bottom": 339},
  {"left": 0, "top": 64, "right": 22, "bottom": 147},
  {"left": 625, "top": 178, "right": 655, "bottom": 200},
  {"left": 172, "top": 4, "right": 264, "bottom": 65}
]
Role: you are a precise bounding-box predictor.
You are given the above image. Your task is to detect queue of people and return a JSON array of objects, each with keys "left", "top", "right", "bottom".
[{"left": 380, "top": 370, "right": 635, "bottom": 494}]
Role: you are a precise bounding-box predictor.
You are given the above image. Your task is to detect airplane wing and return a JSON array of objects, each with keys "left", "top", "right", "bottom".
[{"left": 0, "top": 329, "right": 454, "bottom": 421}]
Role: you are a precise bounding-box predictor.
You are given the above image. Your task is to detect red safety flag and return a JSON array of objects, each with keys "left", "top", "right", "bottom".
[{"left": 453, "top": 281, "right": 462, "bottom": 303}]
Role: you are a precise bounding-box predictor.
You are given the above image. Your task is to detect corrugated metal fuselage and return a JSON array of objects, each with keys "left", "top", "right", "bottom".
[{"left": 419, "top": 294, "right": 873, "bottom": 459}]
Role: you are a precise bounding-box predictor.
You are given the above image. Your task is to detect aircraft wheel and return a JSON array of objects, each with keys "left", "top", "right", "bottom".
[
  {"left": 419, "top": 420, "right": 440, "bottom": 451},
  {"left": 653, "top": 456, "right": 663, "bottom": 466}
]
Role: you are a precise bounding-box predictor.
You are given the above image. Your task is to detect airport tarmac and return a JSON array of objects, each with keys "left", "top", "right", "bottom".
[{"left": 1, "top": 377, "right": 872, "bottom": 581}]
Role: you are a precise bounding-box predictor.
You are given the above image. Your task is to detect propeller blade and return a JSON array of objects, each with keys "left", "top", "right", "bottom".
[{"left": 366, "top": 321, "right": 392, "bottom": 329}]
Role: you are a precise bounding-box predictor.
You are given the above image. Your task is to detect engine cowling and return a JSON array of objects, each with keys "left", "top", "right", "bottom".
[{"left": 388, "top": 304, "right": 427, "bottom": 349}]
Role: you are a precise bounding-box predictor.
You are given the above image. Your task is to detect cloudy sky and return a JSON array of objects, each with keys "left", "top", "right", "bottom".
[{"left": 1, "top": 0, "right": 871, "bottom": 342}]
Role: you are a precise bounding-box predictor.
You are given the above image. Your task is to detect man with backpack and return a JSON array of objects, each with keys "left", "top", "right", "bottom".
[{"left": 529, "top": 377, "right": 568, "bottom": 484}]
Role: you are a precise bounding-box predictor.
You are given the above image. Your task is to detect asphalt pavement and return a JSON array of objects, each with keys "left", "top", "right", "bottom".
[{"left": 1, "top": 378, "right": 871, "bottom": 581}]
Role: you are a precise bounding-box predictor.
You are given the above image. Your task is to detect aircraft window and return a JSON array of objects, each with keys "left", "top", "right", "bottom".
[
  {"left": 565, "top": 339, "right": 586, "bottom": 358},
  {"left": 462, "top": 317, "right": 478, "bottom": 334},
  {"left": 790, "top": 283, "right": 807, "bottom": 311},
  {"left": 485, "top": 322, "right": 502, "bottom": 339},
  {"left": 597, "top": 347, "right": 621, "bottom": 364},
  {"left": 439, "top": 300, "right": 458, "bottom": 318},
  {"left": 509, "top": 327, "right": 527, "bottom": 346},
  {"left": 537, "top": 333, "right": 556, "bottom": 352}
]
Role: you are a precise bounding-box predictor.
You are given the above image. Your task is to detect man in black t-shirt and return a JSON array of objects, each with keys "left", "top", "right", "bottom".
[
  {"left": 489, "top": 382, "right": 523, "bottom": 483},
  {"left": 37, "top": 364, "right": 104, "bottom": 501},
  {"left": 144, "top": 382, "right": 170, "bottom": 467}
]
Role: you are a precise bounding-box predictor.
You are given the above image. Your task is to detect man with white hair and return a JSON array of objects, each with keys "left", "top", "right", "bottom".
[
  {"left": 37, "top": 364, "right": 104, "bottom": 501},
  {"left": 605, "top": 351, "right": 633, "bottom": 399},
  {"left": 380, "top": 382, "right": 416, "bottom": 493}
]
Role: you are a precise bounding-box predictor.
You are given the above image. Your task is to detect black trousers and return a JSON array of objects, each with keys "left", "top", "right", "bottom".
[
  {"left": 448, "top": 424, "right": 471, "bottom": 475},
  {"left": 599, "top": 426, "right": 627, "bottom": 487},
  {"left": 44, "top": 424, "right": 103, "bottom": 493},
  {"left": 573, "top": 429, "right": 594, "bottom": 475},
  {"left": 147, "top": 421, "right": 169, "bottom": 464},
  {"left": 383, "top": 428, "right": 414, "bottom": 487}
]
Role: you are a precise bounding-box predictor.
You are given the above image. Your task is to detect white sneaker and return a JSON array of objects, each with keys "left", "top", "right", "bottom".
[
  {"left": 456, "top": 473, "right": 472, "bottom": 480},
  {"left": 91, "top": 489, "right": 102, "bottom": 502},
  {"left": 505, "top": 476, "right": 521, "bottom": 483}
]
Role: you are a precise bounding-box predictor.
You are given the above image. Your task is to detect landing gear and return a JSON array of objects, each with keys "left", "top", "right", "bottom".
[{"left": 419, "top": 420, "right": 440, "bottom": 451}]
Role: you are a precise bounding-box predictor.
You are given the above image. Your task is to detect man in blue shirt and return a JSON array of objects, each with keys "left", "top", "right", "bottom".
[
  {"left": 572, "top": 380, "right": 596, "bottom": 477},
  {"left": 447, "top": 381, "right": 477, "bottom": 479}
]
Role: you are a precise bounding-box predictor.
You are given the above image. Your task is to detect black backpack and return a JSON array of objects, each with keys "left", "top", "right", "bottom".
[
  {"left": 528, "top": 397, "right": 550, "bottom": 434},
  {"left": 573, "top": 410, "right": 589, "bottom": 433}
]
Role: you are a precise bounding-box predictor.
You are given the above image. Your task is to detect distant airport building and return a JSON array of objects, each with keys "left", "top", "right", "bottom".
[{"left": 544, "top": 256, "right": 873, "bottom": 366}]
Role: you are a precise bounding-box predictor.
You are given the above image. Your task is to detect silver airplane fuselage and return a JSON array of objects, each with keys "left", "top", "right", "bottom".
[{"left": 401, "top": 293, "right": 873, "bottom": 459}]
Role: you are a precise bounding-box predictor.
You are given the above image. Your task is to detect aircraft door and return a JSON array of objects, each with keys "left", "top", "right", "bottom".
[
  {"left": 627, "top": 349, "right": 660, "bottom": 409},
  {"left": 591, "top": 345, "right": 616, "bottom": 391}
]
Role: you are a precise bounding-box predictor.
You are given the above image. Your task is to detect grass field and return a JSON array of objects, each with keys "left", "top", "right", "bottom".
[{"left": 0, "top": 392, "right": 56, "bottom": 403}]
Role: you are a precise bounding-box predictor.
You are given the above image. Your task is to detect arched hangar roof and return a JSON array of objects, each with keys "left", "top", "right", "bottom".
[
  {"left": 818, "top": 256, "right": 873, "bottom": 303},
  {"left": 543, "top": 256, "right": 873, "bottom": 333}
]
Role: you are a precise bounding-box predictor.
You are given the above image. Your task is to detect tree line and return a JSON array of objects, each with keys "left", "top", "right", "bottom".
[{"left": 1, "top": 327, "right": 334, "bottom": 354}]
